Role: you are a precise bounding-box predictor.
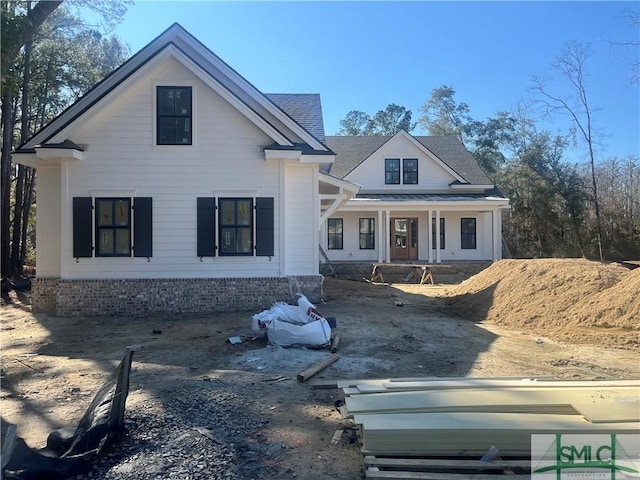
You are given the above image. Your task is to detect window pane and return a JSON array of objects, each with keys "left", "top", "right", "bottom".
[
  {"left": 236, "top": 227, "right": 252, "bottom": 253},
  {"left": 97, "top": 200, "right": 113, "bottom": 226},
  {"left": 220, "top": 227, "right": 236, "bottom": 254},
  {"left": 218, "top": 198, "right": 253, "bottom": 255},
  {"left": 403, "top": 158, "right": 418, "bottom": 184},
  {"left": 175, "top": 118, "right": 191, "bottom": 144},
  {"left": 157, "top": 88, "right": 174, "bottom": 115},
  {"left": 385, "top": 159, "right": 400, "bottom": 184},
  {"left": 115, "top": 229, "right": 130, "bottom": 255},
  {"left": 236, "top": 200, "right": 252, "bottom": 225},
  {"left": 98, "top": 229, "right": 114, "bottom": 255},
  {"left": 174, "top": 88, "right": 191, "bottom": 115},
  {"left": 115, "top": 200, "right": 129, "bottom": 226},
  {"left": 359, "top": 218, "right": 375, "bottom": 249},
  {"left": 220, "top": 200, "right": 235, "bottom": 226},
  {"left": 158, "top": 117, "right": 175, "bottom": 144},
  {"left": 461, "top": 218, "right": 476, "bottom": 249},
  {"left": 157, "top": 87, "right": 192, "bottom": 145},
  {"left": 328, "top": 219, "right": 343, "bottom": 249}
]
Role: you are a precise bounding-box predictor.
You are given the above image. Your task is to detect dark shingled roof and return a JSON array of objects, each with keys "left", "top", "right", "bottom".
[
  {"left": 325, "top": 135, "right": 493, "bottom": 185},
  {"left": 266, "top": 93, "right": 326, "bottom": 143}
]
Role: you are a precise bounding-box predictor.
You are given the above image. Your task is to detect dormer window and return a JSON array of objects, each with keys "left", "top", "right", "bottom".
[
  {"left": 403, "top": 158, "right": 418, "bottom": 184},
  {"left": 385, "top": 158, "right": 418, "bottom": 185},
  {"left": 385, "top": 159, "right": 400, "bottom": 184},
  {"left": 157, "top": 86, "right": 192, "bottom": 145}
]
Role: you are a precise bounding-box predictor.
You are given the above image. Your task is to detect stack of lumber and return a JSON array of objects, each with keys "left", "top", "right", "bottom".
[{"left": 338, "top": 377, "right": 640, "bottom": 479}]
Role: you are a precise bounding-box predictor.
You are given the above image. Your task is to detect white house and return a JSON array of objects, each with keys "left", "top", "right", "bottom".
[
  {"left": 13, "top": 24, "right": 508, "bottom": 316},
  {"left": 13, "top": 24, "right": 338, "bottom": 316},
  {"left": 320, "top": 132, "right": 510, "bottom": 264}
]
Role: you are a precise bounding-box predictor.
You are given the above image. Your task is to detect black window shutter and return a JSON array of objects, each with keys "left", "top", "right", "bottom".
[
  {"left": 73, "top": 197, "right": 93, "bottom": 258},
  {"left": 197, "top": 197, "right": 216, "bottom": 257},
  {"left": 133, "top": 197, "right": 153, "bottom": 257},
  {"left": 255, "top": 197, "right": 274, "bottom": 256}
]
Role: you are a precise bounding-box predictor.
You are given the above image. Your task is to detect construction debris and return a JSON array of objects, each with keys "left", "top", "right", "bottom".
[
  {"left": 2, "top": 348, "right": 135, "bottom": 480},
  {"left": 338, "top": 377, "right": 640, "bottom": 478},
  {"left": 297, "top": 354, "right": 339, "bottom": 382},
  {"left": 252, "top": 295, "right": 331, "bottom": 347}
]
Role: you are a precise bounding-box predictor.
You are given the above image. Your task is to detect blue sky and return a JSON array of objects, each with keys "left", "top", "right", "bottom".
[{"left": 106, "top": 1, "right": 639, "bottom": 162}]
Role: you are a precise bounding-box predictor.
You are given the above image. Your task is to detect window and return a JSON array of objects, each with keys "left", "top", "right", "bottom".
[
  {"left": 461, "top": 218, "right": 477, "bottom": 249},
  {"left": 403, "top": 158, "right": 418, "bottom": 184},
  {"left": 197, "top": 197, "right": 273, "bottom": 257},
  {"left": 219, "top": 198, "right": 253, "bottom": 256},
  {"left": 359, "top": 218, "right": 375, "bottom": 249},
  {"left": 432, "top": 217, "right": 445, "bottom": 249},
  {"left": 328, "top": 218, "right": 343, "bottom": 249},
  {"left": 73, "top": 197, "right": 152, "bottom": 258},
  {"left": 385, "top": 159, "right": 400, "bottom": 184},
  {"left": 96, "top": 198, "right": 131, "bottom": 256},
  {"left": 386, "top": 158, "right": 419, "bottom": 184},
  {"left": 157, "top": 86, "right": 192, "bottom": 145}
]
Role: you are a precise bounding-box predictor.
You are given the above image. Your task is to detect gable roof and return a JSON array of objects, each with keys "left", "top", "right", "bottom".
[
  {"left": 15, "top": 23, "right": 329, "bottom": 154},
  {"left": 325, "top": 134, "right": 493, "bottom": 185},
  {"left": 266, "top": 94, "right": 326, "bottom": 143}
]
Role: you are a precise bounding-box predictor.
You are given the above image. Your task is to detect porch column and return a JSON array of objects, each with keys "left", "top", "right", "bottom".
[
  {"left": 435, "top": 210, "right": 441, "bottom": 264},
  {"left": 377, "top": 210, "right": 383, "bottom": 263},
  {"left": 427, "top": 209, "right": 433, "bottom": 263},
  {"left": 493, "top": 208, "right": 502, "bottom": 261},
  {"left": 385, "top": 209, "right": 391, "bottom": 263}
]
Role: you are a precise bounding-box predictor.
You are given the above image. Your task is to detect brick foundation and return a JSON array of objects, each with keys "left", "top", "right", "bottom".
[{"left": 31, "top": 276, "right": 323, "bottom": 317}]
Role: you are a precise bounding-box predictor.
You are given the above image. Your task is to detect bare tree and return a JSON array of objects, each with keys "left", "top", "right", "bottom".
[
  {"left": 602, "top": 10, "right": 640, "bottom": 84},
  {"left": 531, "top": 41, "right": 604, "bottom": 260}
]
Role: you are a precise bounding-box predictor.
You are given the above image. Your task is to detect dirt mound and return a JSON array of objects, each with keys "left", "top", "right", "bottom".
[{"left": 448, "top": 259, "right": 639, "bottom": 350}]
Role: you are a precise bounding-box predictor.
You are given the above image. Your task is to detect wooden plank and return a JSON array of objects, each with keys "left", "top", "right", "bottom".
[
  {"left": 331, "top": 333, "right": 341, "bottom": 353},
  {"left": 310, "top": 380, "right": 339, "bottom": 389},
  {"left": 297, "top": 354, "right": 339, "bottom": 382},
  {"left": 366, "top": 471, "right": 530, "bottom": 479},
  {"left": 345, "top": 387, "right": 639, "bottom": 418},
  {"left": 364, "top": 456, "right": 531, "bottom": 470},
  {"left": 381, "top": 379, "right": 639, "bottom": 392},
  {"left": 342, "top": 387, "right": 361, "bottom": 396},
  {"left": 338, "top": 376, "right": 538, "bottom": 389},
  {"left": 573, "top": 395, "right": 640, "bottom": 423},
  {"left": 354, "top": 412, "right": 640, "bottom": 456}
]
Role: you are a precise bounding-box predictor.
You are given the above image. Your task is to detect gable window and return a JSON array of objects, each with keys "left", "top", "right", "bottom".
[
  {"left": 157, "top": 86, "right": 192, "bottom": 145},
  {"left": 359, "top": 218, "right": 375, "bottom": 249},
  {"left": 461, "top": 217, "right": 477, "bottom": 249},
  {"left": 385, "top": 159, "right": 400, "bottom": 184},
  {"left": 328, "top": 218, "right": 343, "bottom": 249},
  {"left": 403, "top": 158, "right": 418, "bottom": 184},
  {"left": 431, "top": 217, "right": 445, "bottom": 249},
  {"left": 219, "top": 198, "right": 253, "bottom": 255},
  {"left": 73, "top": 197, "right": 153, "bottom": 258}
]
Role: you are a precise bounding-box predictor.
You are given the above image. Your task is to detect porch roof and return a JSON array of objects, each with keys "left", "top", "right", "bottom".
[{"left": 354, "top": 193, "right": 507, "bottom": 202}]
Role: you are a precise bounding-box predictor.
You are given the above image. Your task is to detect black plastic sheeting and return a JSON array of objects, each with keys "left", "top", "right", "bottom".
[{"left": 2, "top": 348, "right": 134, "bottom": 480}]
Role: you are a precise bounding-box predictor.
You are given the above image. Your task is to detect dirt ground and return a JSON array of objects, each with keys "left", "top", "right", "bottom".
[{"left": 1, "top": 258, "right": 639, "bottom": 479}]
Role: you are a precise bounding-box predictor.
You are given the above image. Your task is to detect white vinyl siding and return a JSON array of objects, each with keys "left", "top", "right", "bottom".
[
  {"left": 345, "top": 135, "right": 456, "bottom": 190},
  {"left": 323, "top": 210, "right": 494, "bottom": 263},
  {"left": 60, "top": 57, "right": 295, "bottom": 279},
  {"left": 35, "top": 167, "right": 62, "bottom": 277},
  {"left": 283, "top": 164, "right": 319, "bottom": 275}
]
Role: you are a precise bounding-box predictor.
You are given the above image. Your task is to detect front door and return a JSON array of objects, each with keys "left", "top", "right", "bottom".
[{"left": 391, "top": 218, "right": 418, "bottom": 261}]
